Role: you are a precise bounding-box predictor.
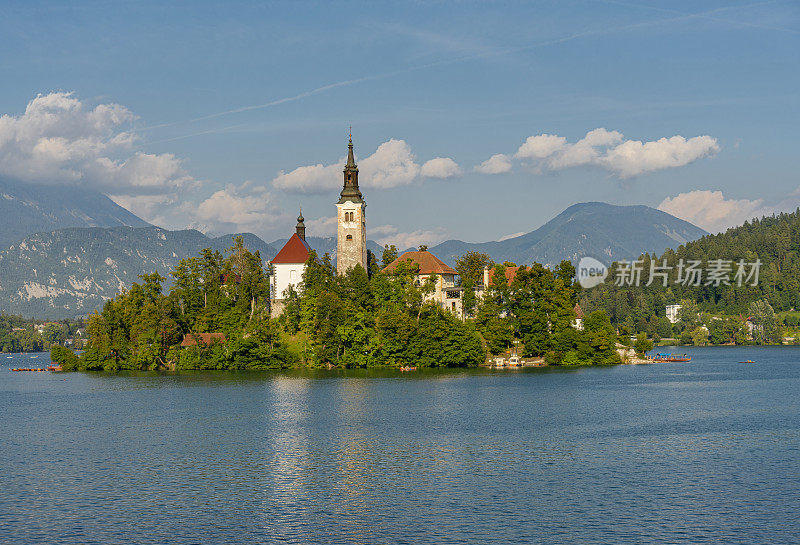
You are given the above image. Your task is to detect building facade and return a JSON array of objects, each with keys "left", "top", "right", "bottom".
[
  {"left": 382, "top": 250, "right": 464, "bottom": 317},
  {"left": 336, "top": 135, "right": 368, "bottom": 275},
  {"left": 270, "top": 212, "right": 311, "bottom": 317},
  {"left": 666, "top": 304, "right": 682, "bottom": 324}
]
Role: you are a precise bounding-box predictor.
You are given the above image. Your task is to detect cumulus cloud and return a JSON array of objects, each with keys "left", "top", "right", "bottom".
[
  {"left": 475, "top": 153, "right": 512, "bottom": 174},
  {"left": 0, "top": 92, "right": 195, "bottom": 194},
  {"left": 483, "top": 128, "right": 718, "bottom": 178},
  {"left": 600, "top": 135, "right": 719, "bottom": 178},
  {"left": 271, "top": 138, "right": 452, "bottom": 193},
  {"left": 192, "top": 185, "right": 288, "bottom": 235},
  {"left": 371, "top": 224, "right": 449, "bottom": 250},
  {"left": 272, "top": 161, "right": 343, "bottom": 194},
  {"left": 515, "top": 134, "right": 567, "bottom": 159},
  {"left": 658, "top": 188, "right": 800, "bottom": 233},
  {"left": 420, "top": 157, "right": 462, "bottom": 179},
  {"left": 305, "top": 215, "right": 338, "bottom": 237}
]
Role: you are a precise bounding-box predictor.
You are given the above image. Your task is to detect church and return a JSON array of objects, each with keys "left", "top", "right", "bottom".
[{"left": 269, "top": 135, "right": 368, "bottom": 314}]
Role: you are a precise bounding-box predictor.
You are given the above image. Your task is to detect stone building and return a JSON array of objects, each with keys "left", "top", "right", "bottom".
[
  {"left": 382, "top": 250, "right": 464, "bottom": 317},
  {"left": 336, "top": 134, "right": 368, "bottom": 275},
  {"left": 270, "top": 211, "right": 311, "bottom": 317}
]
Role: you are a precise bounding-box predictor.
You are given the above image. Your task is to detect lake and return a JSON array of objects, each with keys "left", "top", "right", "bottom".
[{"left": 1, "top": 346, "right": 799, "bottom": 544}]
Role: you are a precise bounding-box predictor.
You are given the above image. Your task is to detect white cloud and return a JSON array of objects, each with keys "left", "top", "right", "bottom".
[
  {"left": 0, "top": 92, "right": 196, "bottom": 194},
  {"left": 420, "top": 157, "right": 462, "bottom": 179},
  {"left": 272, "top": 138, "right": 430, "bottom": 193},
  {"left": 305, "top": 215, "right": 338, "bottom": 237},
  {"left": 192, "top": 185, "right": 288, "bottom": 234},
  {"left": 475, "top": 153, "right": 512, "bottom": 174},
  {"left": 272, "top": 161, "right": 343, "bottom": 194},
  {"left": 500, "top": 128, "right": 718, "bottom": 178},
  {"left": 497, "top": 231, "right": 526, "bottom": 242},
  {"left": 359, "top": 139, "right": 420, "bottom": 188},
  {"left": 371, "top": 224, "right": 449, "bottom": 249},
  {"left": 515, "top": 134, "right": 567, "bottom": 159},
  {"left": 600, "top": 135, "right": 719, "bottom": 178},
  {"left": 658, "top": 188, "right": 800, "bottom": 233}
]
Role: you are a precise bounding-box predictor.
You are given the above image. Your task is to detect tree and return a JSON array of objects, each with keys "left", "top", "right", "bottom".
[
  {"left": 381, "top": 244, "right": 398, "bottom": 268},
  {"left": 633, "top": 333, "right": 653, "bottom": 356},
  {"left": 748, "top": 299, "right": 779, "bottom": 344}
]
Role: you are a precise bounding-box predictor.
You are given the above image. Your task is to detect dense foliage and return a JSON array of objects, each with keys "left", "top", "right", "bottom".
[
  {"left": 475, "top": 260, "right": 619, "bottom": 365},
  {"left": 54, "top": 237, "right": 628, "bottom": 371},
  {"left": 582, "top": 210, "right": 800, "bottom": 343},
  {"left": 281, "top": 251, "right": 485, "bottom": 368},
  {"left": 0, "top": 314, "right": 83, "bottom": 353}
]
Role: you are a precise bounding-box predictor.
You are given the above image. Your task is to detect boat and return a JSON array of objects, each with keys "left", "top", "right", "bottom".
[
  {"left": 739, "top": 360, "right": 755, "bottom": 363},
  {"left": 48, "top": 364, "right": 63, "bottom": 371},
  {"left": 400, "top": 366, "right": 417, "bottom": 372},
  {"left": 11, "top": 368, "right": 48, "bottom": 372},
  {"left": 652, "top": 353, "right": 691, "bottom": 363}
]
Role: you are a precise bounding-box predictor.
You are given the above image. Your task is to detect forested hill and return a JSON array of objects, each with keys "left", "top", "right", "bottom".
[{"left": 581, "top": 209, "right": 800, "bottom": 328}]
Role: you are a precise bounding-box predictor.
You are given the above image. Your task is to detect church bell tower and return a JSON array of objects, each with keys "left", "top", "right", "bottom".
[{"left": 336, "top": 133, "right": 367, "bottom": 275}]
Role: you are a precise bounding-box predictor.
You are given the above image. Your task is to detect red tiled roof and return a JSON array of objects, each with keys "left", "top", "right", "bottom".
[
  {"left": 574, "top": 303, "right": 584, "bottom": 319},
  {"left": 181, "top": 333, "right": 227, "bottom": 347},
  {"left": 271, "top": 233, "right": 311, "bottom": 264},
  {"left": 382, "top": 250, "right": 457, "bottom": 275},
  {"left": 488, "top": 266, "right": 519, "bottom": 285}
]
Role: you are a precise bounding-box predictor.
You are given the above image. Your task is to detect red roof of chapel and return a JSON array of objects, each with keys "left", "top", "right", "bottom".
[{"left": 271, "top": 233, "right": 311, "bottom": 264}]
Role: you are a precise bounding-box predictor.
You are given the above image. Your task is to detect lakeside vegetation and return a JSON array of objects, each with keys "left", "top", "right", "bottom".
[
  {"left": 0, "top": 314, "right": 84, "bottom": 353},
  {"left": 582, "top": 210, "right": 800, "bottom": 346},
  {"left": 52, "top": 237, "right": 621, "bottom": 371}
]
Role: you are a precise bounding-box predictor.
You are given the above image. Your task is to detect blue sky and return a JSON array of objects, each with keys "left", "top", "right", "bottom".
[{"left": 0, "top": 0, "right": 797, "bottom": 246}]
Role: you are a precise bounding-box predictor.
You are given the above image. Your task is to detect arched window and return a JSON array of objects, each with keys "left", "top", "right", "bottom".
[{"left": 346, "top": 234, "right": 353, "bottom": 241}]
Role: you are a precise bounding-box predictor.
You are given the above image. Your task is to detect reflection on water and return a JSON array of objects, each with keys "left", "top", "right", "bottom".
[{"left": 1, "top": 347, "right": 800, "bottom": 544}]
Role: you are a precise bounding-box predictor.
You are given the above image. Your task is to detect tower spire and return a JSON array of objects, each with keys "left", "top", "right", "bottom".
[
  {"left": 339, "top": 130, "right": 363, "bottom": 204},
  {"left": 346, "top": 126, "right": 356, "bottom": 169},
  {"left": 295, "top": 207, "right": 306, "bottom": 241}
]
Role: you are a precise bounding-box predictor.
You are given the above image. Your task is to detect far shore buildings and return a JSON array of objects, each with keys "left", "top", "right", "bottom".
[
  {"left": 666, "top": 304, "right": 682, "bottom": 324},
  {"left": 265, "top": 136, "right": 472, "bottom": 320},
  {"left": 382, "top": 250, "right": 464, "bottom": 316}
]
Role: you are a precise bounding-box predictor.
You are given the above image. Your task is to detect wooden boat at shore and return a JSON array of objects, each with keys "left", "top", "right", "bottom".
[{"left": 400, "top": 366, "right": 417, "bottom": 372}]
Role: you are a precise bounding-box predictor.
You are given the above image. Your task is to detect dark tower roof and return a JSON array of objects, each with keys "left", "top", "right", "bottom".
[
  {"left": 295, "top": 208, "right": 306, "bottom": 241},
  {"left": 339, "top": 133, "right": 364, "bottom": 204}
]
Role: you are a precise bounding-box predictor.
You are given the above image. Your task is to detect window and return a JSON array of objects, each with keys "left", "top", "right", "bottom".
[
  {"left": 290, "top": 270, "right": 297, "bottom": 282},
  {"left": 346, "top": 234, "right": 353, "bottom": 241}
]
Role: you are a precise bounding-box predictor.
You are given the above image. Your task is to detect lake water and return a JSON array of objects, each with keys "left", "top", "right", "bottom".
[{"left": 1, "top": 347, "right": 799, "bottom": 544}]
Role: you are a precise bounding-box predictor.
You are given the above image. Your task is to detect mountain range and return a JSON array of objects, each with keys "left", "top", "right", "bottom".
[
  {"left": 0, "top": 180, "right": 708, "bottom": 319},
  {"left": 427, "top": 202, "right": 708, "bottom": 267},
  {"left": 0, "top": 176, "right": 150, "bottom": 249}
]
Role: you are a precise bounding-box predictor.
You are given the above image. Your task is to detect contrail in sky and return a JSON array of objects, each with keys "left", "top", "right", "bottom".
[{"left": 140, "top": 1, "right": 785, "bottom": 137}]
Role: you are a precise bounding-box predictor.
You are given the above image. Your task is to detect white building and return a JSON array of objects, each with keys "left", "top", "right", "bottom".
[
  {"left": 666, "top": 304, "right": 682, "bottom": 324},
  {"left": 270, "top": 212, "right": 311, "bottom": 317}
]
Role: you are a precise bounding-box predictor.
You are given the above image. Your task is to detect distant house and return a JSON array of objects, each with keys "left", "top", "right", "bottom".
[
  {"left": 270, "top": 211, "right": 311, "bottom": 317},
  {"left": 572, "top": 303, "right": 584, "bottom": 330},
  {"left": 180, "top": 333, "right": 227, "bottom": 348},
  {"left": 382, "top": 250, "right": 464, "bottom": 317},
  {"left": 474, "top": 265, "right": 520, "bottom": 302},
  {"left": 666, "top": 304, "right": 682, "bottom": 324}
]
